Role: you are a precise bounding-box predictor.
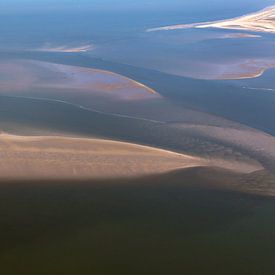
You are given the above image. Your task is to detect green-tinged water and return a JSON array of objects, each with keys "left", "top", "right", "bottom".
[{"left": 0, "top": 171, "right": 275, "bottom": 275}]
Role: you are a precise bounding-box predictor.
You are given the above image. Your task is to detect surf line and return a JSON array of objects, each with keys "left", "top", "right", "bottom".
[{"left": 4, "top": 95, "right": 166, "bottom": 125}]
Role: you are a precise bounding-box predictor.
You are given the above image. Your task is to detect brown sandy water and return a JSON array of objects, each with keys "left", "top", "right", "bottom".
[{"left": 0, "top": 168, "right": 275, "bottom": 275}]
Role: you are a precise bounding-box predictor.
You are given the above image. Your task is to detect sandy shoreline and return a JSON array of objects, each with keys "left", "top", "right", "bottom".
[
  {"left": 0, "top": 133, "right": 202, "bottom": 180},
  {"left": 147, "top": 5, "right": 275, "bottom": 34},
  {"left": 0, "top": 132, "right": 264, "bottom": 181}
]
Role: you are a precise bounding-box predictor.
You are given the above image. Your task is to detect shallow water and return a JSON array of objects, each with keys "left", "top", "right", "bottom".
[
  {"left": 0, "top": 171, "right": 275, "bottom": 275},
  {"left": 1, "top": 1, "right": 275, "bottom": 274}
]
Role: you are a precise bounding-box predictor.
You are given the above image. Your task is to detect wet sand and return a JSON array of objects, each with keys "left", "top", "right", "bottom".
[
  {"left": 0, "top": 94, "right": 266, "bottom": 172},
  {"left": 0, "top": 59, "right": 158, "bottom": 100},
  {"left": 0, "top": 133, "right": 202, "bottom": 180},
  {"left": 167, "top": 58, "right": 275, "bottom": 80}
]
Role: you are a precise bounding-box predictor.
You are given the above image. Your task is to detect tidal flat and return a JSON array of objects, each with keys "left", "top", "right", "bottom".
[{"left": 0, "top": 1, "right": 275, "bottom": 274}]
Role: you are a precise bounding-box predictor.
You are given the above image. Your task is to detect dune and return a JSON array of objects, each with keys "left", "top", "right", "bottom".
[{"left": 147, "top": 5, "right": 275, "bottom": 34}]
